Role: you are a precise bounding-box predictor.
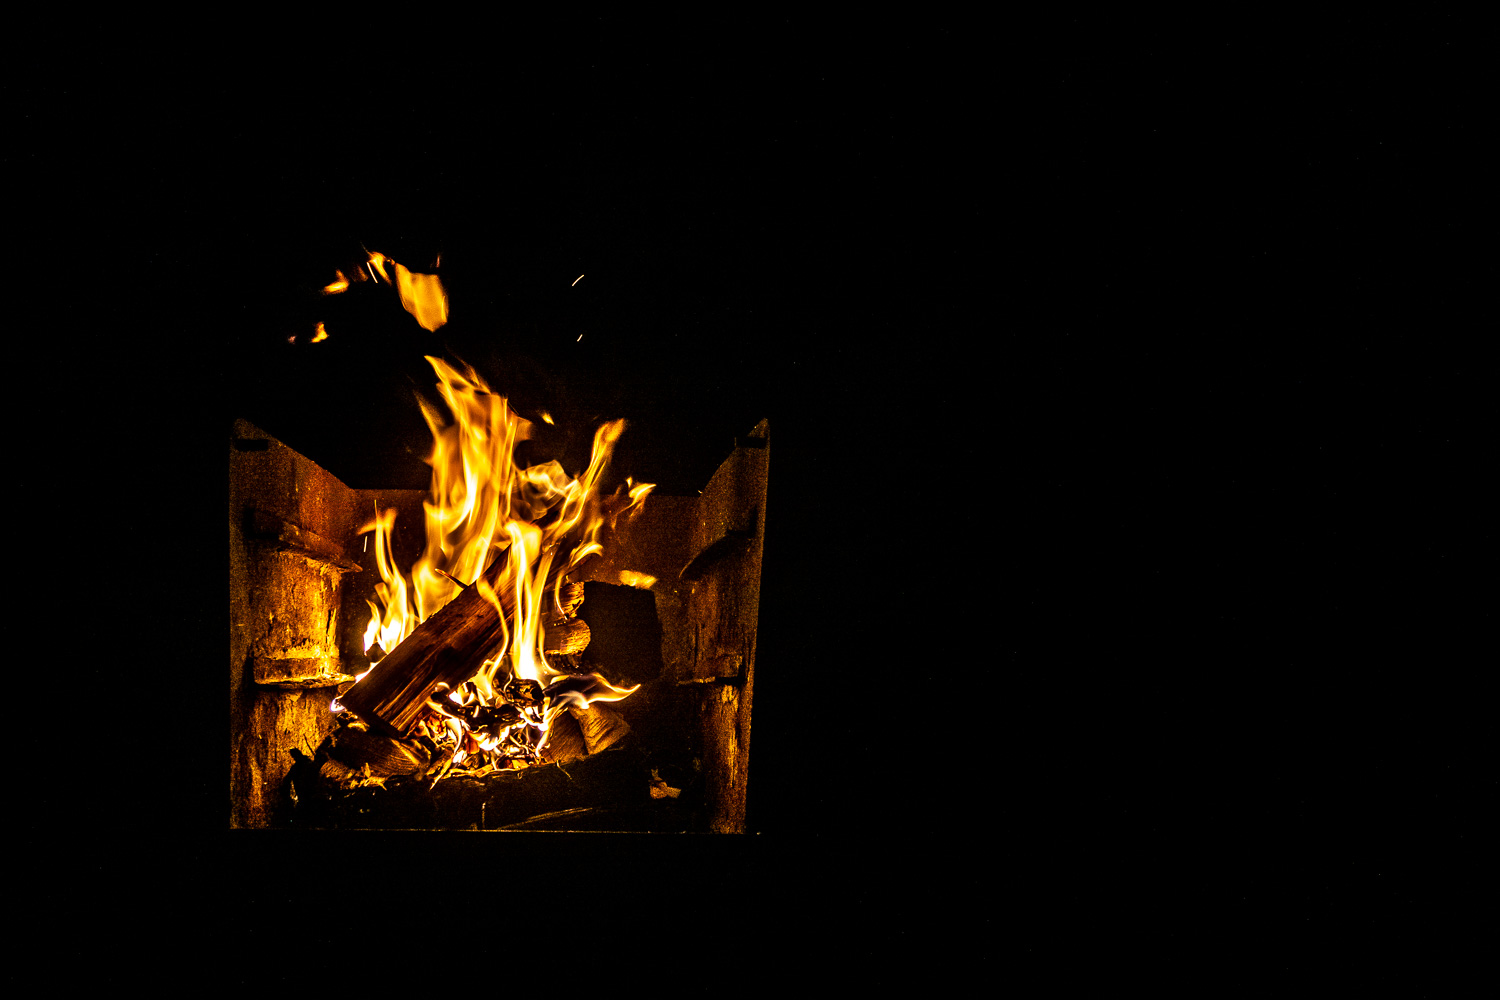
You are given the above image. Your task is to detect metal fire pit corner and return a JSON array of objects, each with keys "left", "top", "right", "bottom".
[
  {"left": 229, "top": 419, "right": 363, "bottom": 829},
  {"left": 580, "top": 419, "right": 768, "bottom": 832}
]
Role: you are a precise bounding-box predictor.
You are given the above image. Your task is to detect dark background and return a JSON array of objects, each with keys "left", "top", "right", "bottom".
[
  {"left": 179, "top": 32, "right": 938, "bottom": 841},
  {"left": 10, "top": 15, "right": 1485, "bottom": 981}
]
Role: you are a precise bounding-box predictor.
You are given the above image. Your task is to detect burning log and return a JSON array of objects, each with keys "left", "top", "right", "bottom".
[
  {"left": 541, "top": 617, "right": 590, "bottom": 656},
  {"left": 318, "top": 724, "right": 433, "bottom": 781},
  {"left": 540, "top": 711, "right": 588, "bottom": 764},
  {"left": 551, "top": 581, "right": 586, "bottom": 619},
  {"left": 337, "top": 555, "right": 589, "bottom": 738}
]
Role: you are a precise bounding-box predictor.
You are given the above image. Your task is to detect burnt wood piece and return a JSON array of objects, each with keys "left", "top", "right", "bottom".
[
  {"left": 540, "top": 618, "right": 591, "bottom": 656},
  {"left": 571, "top": 703, "right": 630, "bottom": 755},
  {"left": 540, "top": 711, "right": 589, "bottom": 765},
  {"left": 321, "top": 725, "right": 433, "bottom": 780},
  {"left": 286, "top": 740, "right": 695, "bottom": 831},
  {"left": 337, "top": 554, "right": 592, "bottom": 738},
  {"left": 539, "top": 580, "right": 589, "bottom": 655},
  {"left": 550, "top": 582, "right": 586, "bottom": 620}
]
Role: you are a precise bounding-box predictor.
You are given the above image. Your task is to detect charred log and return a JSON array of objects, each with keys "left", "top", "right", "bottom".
[
  {"left": 571, "top": 703, "right": 630, "bottom": 755},
  {"left": 337, "top": 555, "right": 591, "bottom": 738},
  {"left": 284, "top": 738, "right": 699, "bottom": 832},
  {"left": 540, "top": 617, "right": 591, "bottom": 656},
  {"left": 311, "top": 724, "right": 434, "bottom": 786},
  {"left": 539, "top": 711, "right": 588, "bottom": 765}
]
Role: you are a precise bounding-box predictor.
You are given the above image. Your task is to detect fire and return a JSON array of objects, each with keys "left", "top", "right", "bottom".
[
  {"left": 342, "top": 354, "right": 653, "bottom": 779},
  {"left": 321, "top": 250, "right": 449, "bottom": 332}
]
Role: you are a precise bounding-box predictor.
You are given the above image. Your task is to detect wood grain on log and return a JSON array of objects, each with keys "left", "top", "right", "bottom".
[
  {"left": 540, "top": 618, "right": 591, "bottom": 656},
  {"left": 338, "top": 553, "right": 591, "bottom": 737},
  {"left": 540, "top": 711, "right": 588, "bottom": 765},
  {"left": 571, "top": 704, "right": 630, "bottom": 755}
]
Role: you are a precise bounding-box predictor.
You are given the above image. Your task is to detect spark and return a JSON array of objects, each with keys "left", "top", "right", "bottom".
[
  {"left": 577, "top": 334, "right": 583, "bottom": 342},
  {"left": 572, "top": 274, "right": 584, "bottom": 286}
]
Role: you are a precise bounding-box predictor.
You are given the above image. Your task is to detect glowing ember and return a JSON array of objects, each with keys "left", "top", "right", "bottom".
[{"left": 337, "top": 353, "right": 653, "bottom": 781}]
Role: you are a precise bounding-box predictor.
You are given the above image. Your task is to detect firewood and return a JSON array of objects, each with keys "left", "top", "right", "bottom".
[
  {"left": 570, "top": 704, "right": 630, "bottom": 755},
  {"left": 322, "top": 723, "right": 432, "bottom": 779},
  {"left": 540, "top": 711, "right": 589, "bottom": 765},
  {"left": 549, "top": 582, "right": 586, "bottom": 621},
  {"left": 540, "top": 618, "right": 591, "bottom": 656},
  {"left": 338, "top": 552, "right": 593, "bottom": 737}
]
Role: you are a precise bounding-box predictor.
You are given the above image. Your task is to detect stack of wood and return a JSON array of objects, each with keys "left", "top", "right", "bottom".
[{"left": 319, "top": 558, "right": 630, "bottom": 784}]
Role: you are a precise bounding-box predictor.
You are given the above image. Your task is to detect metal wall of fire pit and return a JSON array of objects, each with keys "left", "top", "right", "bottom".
[{"left": 228, "top": 417, "right": 767, "bottom": 832}]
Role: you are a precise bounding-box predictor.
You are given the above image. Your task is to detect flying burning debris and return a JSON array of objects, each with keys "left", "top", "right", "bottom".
[{"left": 320, "top": 250, "right": 449, "bottom": 332}]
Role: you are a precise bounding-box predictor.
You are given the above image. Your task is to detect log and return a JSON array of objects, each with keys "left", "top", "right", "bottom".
[
  {"left": 539, "top": 580, "right": 590, "bottom": 655},
  {"left": 338, "top": 553, "right": 591, "bottom": 738},
  {"left": 540, "top": 618, "right": 591, "bottom": 656},
  {"left": 539, "top": 711, "right": 589, "bottom": 765},
  {"left": 550, "top": 582, "right": 586, "bottom": 620},
  {"left": 570, "top": 703, "right": 630, "bottom": 755},
  {"left": 287, "top": 741, "right": 683, "bottom": 831},
  {"left": 320, "top": 724, "right": 432, "bottom": 780}
]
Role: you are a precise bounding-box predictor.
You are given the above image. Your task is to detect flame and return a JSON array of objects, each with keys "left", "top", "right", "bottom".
[
  {"left": 393, "top": 262, "right": 448, "bottom": 332},
  {"left": 357, "top": 355, "right": 653, "bottom": 776},
  {"left": 617, "top": 570, "right": 657, "bottom": 589}
]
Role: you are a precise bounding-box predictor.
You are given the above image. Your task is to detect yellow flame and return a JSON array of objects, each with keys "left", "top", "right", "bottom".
[
  {"left": 360, "top": 355, "right": 653, "bottom": 773},
  {"left": 393, "top": 262, "right": 449, "bottom": 331},
  {"left": 367, "top": 251, "right": 391, "bottom": 283},
  {"left": 617, "top": 571, "right": 657, "bottom": 589},
  {"left": 334, "top": 251, "right": 448, "bottom": 331},
  {"left": 311, "top": 322, "right": 329, "bottom": 343},
  {"left": 357, "top": 506, "right": 422, "bottom": 655}
]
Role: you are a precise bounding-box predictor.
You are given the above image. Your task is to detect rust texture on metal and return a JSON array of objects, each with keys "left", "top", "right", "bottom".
[
  {"left": 229, "top": 419, "right": 425, "bottom": 828},
  {"left": 244, "top": 509, "right": 364, "bottom": 573},
  {"left": 231, "top": 420, "right": 362, "bottom": 827}
]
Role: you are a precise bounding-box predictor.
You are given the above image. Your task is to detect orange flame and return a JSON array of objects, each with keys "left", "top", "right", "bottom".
[
  {"left": 355, "top": 355, "right": 652, "bottom": 774},
  {"left": 321, "top": 251, "right": 449, "bottom": 331}
]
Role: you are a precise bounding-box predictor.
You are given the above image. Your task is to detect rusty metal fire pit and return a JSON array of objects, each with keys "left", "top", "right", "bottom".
[{"left": 229, "top": 416, "right": 767, "bottom": 832}]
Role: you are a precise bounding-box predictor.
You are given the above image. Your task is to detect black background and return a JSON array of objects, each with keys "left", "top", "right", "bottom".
[{"left": 10, "top": 14, "right": 1486, "bottom": 984}]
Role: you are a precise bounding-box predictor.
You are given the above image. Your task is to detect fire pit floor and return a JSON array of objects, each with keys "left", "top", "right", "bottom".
[{"left": 282, "top": 736, "right": 700, "bottom": 831}]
